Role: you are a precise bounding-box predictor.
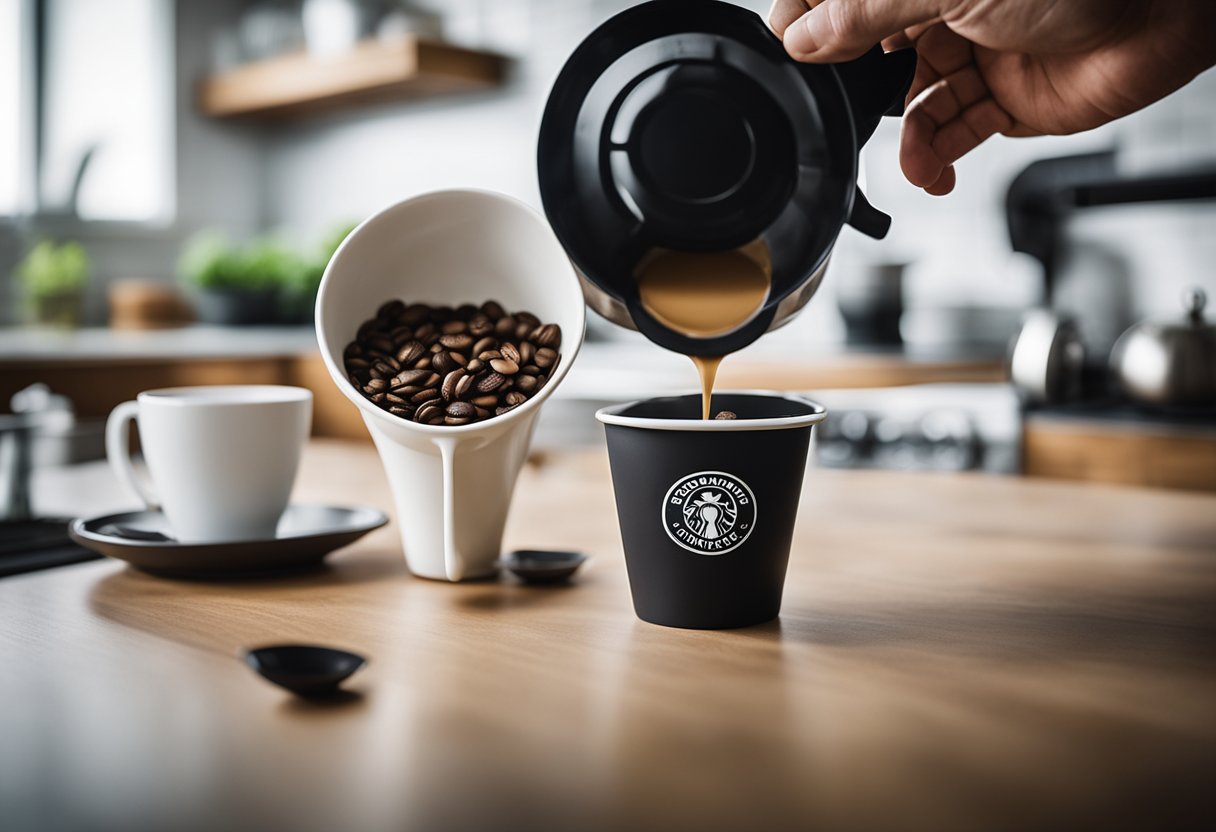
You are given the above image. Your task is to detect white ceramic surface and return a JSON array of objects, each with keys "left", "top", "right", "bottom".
[
  {"left": 316, "top": 190, "right": 586, "bottom": 581},
  {"left": 105, "top": 386, "right": 313, "bottom": 544}
]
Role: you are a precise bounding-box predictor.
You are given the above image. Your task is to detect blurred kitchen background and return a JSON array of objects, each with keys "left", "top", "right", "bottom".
[{"left": 3, "top": 0, "right": 1216, "bottom": 510}]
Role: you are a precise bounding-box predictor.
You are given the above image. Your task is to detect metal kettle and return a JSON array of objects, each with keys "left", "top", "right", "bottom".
[
  {"left": 537, "top": 0, "right": 915, "bottom": 357},
  {"left": 1110, "top": 288, "right": 1216, "bottom": 409}
]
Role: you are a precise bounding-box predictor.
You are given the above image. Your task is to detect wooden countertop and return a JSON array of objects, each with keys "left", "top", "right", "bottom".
[{"left": 3, "top": 442, "right": 1214, "bottom": 832}]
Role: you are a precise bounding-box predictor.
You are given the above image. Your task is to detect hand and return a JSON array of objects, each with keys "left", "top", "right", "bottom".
[{"left": 769, "top": 0, "right": 1216, "bottom": 195}]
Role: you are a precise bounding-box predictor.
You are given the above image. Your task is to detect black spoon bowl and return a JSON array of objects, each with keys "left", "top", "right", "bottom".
[
  {"left": 243, "top": 645, "right": 368, "bottom": 697},
  {"left": 499, "top": 550, "right": 588, "bottom": 584}
]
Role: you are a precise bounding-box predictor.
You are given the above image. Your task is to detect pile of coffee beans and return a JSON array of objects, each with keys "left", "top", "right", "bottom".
[{"left": 343, "top": 300, "right": 562, "bottom": 426}]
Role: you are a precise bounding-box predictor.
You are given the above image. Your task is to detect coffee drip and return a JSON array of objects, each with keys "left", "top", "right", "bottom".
[{"left": 636, "top": 243, "right": 772, "bottom": 419}]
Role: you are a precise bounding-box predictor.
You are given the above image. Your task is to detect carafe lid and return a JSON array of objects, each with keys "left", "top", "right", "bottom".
[{"left": 538, "top": 0, "right": 915, "bottom": 355}]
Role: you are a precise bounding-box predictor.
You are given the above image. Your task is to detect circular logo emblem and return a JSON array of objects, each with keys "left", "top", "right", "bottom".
[{"left": 662, "top": 470, "right": 757, "bottom": 556}]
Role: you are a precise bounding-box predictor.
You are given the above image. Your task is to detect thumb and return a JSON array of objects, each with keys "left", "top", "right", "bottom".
[{"left": 783, "top": 0, "right": 943, "bottom": 62}]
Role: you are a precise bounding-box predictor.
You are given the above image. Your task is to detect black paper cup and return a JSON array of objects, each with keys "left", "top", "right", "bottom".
[{"left": 597, "top": 392, "right": 826, "bottom": 629}]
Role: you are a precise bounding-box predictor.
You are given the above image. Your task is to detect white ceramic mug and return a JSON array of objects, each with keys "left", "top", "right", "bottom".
[
  {"left": 106, "top": 386, "right": 313, "bottom": 543},
  {"left": 316, "top": 190, "right": 585, "bottom": 581}
]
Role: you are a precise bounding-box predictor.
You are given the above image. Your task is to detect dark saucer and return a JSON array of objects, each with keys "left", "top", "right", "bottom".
[
  {"left": 69, "top": 504, "right": 388, "bottom": 579},
  {"left": 244, "top": 645, "right": 368, "bottom": 697},
  {"left": 498, "top": 550, "right": 588, "bottom": 584}
]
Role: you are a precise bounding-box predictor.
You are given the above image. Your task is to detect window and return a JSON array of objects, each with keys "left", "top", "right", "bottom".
[
  {"left": 40, "top": 0, "right": 174, "bottom": 222},
  {"left": 0, "top": 0, "right": 26, "bottom": 216}
]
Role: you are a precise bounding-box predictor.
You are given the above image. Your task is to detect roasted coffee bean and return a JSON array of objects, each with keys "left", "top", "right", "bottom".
[
  {"left": 490, "top": 358, "right": 519, "bottom": 375},
  {"left": 468, "top": 316, "right": 493, "bottom": 337},
  {"left": 390, "top": 369, "right": 432, "bottom": 390},
  {"left": 439, "top": 333, "right": 474, "bottom": 351},
  {"left": 347, "top": 299, "right": 562, "bottom": 427},
  {"left": 432, "top": 351, "right": 459, "bottom": 375},
  {"left": 476, "top": 372, "right": 506, "bottom": 393},
  {"left": 395, "top": 340, "right": 425, "bottom": 365},
  {"left": 494, "top": 316, "right": 516, "bottom": 338},
  {"left": 378, "top": 300, "right": 405, "bottom": 320},
  {"left": 534, "top": 347, "right": 557, "bottom": 369},
  {"left": 714, "top": 411, "right": 738, "bottom": 420},
  {"left": 368, "top": 335, "right": 394, "bottom": 355},
  {"left": 531, "top": 324, "right": 561, "bottom": 349},
  {"left": 442, "top": 369, "right": 467, "bottom": 402},
  {"left": 416, "top": 401, "right": 444, "bottom": 424},
  {"left": 403, "top": 304, "right": 431, "bottom": 325}
]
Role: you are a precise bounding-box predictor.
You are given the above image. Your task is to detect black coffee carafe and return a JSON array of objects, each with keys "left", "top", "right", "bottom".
[{"left": 538, "top": 0, "right": 915, "bottom": 356}]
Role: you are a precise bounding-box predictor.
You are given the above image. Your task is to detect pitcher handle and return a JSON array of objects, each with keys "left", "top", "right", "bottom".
[
  {"left": 433, "top": 436, "right": 464, "bottom": 581},
  {"left": 105, "top": 401, "right": 159, "bottom": 510}
]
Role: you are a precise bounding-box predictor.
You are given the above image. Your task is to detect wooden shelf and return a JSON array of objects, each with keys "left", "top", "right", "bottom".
[{"left": 197, "top": 36, "right": 508, "bottom": 120}]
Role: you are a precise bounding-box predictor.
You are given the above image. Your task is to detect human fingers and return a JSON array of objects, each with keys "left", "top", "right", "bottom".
[
  {"left": 782, "top": 0, "right": 943, "bottom": 62},
  {"left": 900, "top": 75, "right": 1013, "bottom": 192},
  {"left": 768, "top": 0, "right": 812, "bottom": 38}
]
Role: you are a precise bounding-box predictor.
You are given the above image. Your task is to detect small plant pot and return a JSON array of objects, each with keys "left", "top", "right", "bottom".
[
  {"left": 193, "top": 287, "right": 281, "bottom": 326},
  {"left": 30, "top": 291, "right": 85, "bottom": 328}
]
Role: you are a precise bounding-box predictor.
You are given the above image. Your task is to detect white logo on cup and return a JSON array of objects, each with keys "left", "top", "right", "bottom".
[{"left": 662, "top": 471, "right": 757, "bottom": 556}]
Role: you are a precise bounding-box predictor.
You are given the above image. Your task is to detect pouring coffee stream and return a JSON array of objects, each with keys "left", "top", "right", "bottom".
[
  {"left": 635, "top": 244, "right": 773, "bottom": 419},
  {"left": 538, "top": 0, "right": 916, "bottom": 416}
]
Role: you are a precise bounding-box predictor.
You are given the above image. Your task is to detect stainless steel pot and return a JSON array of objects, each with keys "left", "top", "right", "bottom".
[{"left": 1111, "top": 288, "right": 1216, "bottom": 409}]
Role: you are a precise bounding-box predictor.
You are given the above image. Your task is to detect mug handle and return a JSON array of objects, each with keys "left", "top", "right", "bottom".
[
  {"left": 433, "top": 436, "right": 464, "bottom": 581},
  {"left": 105, "top": 401, "right": 159, "bottom": 510}
]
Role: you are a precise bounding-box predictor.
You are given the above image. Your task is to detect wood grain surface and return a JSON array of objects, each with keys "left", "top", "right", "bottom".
[{"left": 2, "top": 441, "right": 1214, "bottom": 832}]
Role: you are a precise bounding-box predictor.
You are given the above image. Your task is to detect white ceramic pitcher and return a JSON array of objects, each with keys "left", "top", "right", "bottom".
[{"left": 315, "top": 190, "right": 585, "bottom": 581}]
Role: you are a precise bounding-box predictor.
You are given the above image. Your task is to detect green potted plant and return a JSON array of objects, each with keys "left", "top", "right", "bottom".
[
  {"left": 178, "top": 232, "right": 301, "bottom": 326},
  {"left": 282, "top": 222, "right": 357, "bottom": 324},
  {"left": 14, "top": 240, "right": 90, "bottom": 327}
]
